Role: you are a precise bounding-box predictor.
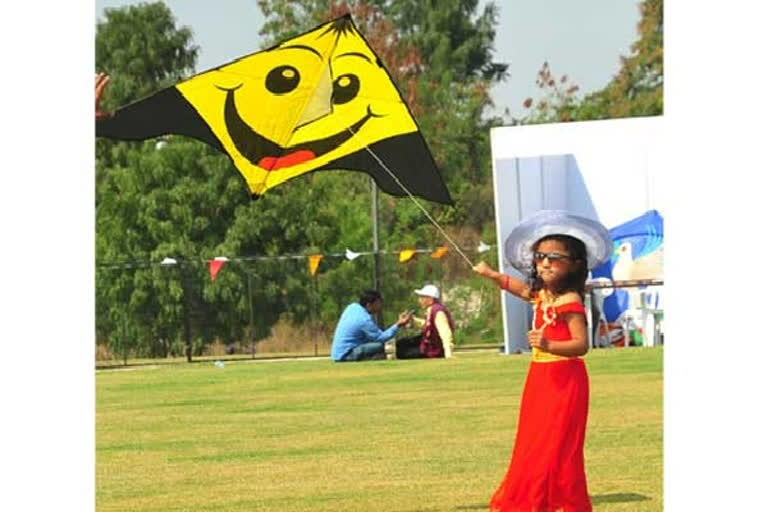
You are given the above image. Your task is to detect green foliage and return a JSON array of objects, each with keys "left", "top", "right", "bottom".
[
  {"left": 414, "top": 78, "right": 500, "bottom": 229},
  {"left": 391, "top": 0, "right": 506, "bottom": 229},
  {"left": 388, "top": 0, "right": 508, "bottom": 83},
  {"left": 256, "top": 0, "right": 335, "bottom": 44},
  {"left": 563, "top": 0, "right": 663, "bottom": 121},
  {"left": 95, "top": 3, "right": 243, "bottom": 357},
  {"left": 95, "top": 1, "right": 197, "bottom": 109},
  {"left": 96, "top": 137, "right": 249, "bottom": 356},
  {"left": 516, "top": 0, "right": 663, "bottom": 125}
]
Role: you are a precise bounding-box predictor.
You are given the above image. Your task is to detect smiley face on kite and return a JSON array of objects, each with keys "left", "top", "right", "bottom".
[{"left": 97, "top": 15, "right": 452, "bottom": 204}]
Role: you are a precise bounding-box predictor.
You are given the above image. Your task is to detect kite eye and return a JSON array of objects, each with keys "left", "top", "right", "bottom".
[
  {"left": 265, "top": 65, "right": 301, "bottom": 94},
  {"left": 332, "top": 74, "right": 360, "bottom": 105}
]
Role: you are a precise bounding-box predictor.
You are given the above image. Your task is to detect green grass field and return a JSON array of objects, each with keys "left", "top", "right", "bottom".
[{"left": 96, "top": 347, "right": 663, "bottom": 511}]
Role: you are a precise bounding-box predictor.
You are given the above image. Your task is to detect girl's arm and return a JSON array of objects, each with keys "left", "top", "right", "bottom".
[
  {"left": 95, "top": 72, "right": 111, "bottom": 119},
  {"left": 473, "top": 261, "right": 531, "bottom": 300},
  {"left": 528, "top": 312, "right": 589, "bottom": 357}
]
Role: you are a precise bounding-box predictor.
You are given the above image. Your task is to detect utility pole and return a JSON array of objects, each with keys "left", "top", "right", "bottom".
[
  {"left": 312, "top": 273, "right": 319, "bottom": 356},
  {"left": 160, "top": 257, "right": 192, "bottom": 362},
  {"left": 247, "top": 271, "right": 255, "bottom": 358},
  {"left": 180, "top": 264, "right": 192, "bottom": 363},
  {"left": 371, "top": 178, "right": 382, "bottom": 326}
]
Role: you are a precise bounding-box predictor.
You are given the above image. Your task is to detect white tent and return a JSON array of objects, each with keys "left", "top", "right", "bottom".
[{"left": 489, "top": 116, "right": 666, "bottom": 353}]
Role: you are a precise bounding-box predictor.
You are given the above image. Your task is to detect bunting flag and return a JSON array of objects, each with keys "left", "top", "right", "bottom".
[
  {"left": 100, "top": 243, "right": 490, "bottom": 271},
  {"left": 398, "top": 249, "right": 416, "bottom": 263},
  {"left": 430, "top": 246, "right": 448, "bottom": 259},
  {"left": 208, "top": 256, "right": 229, "bottom": 281},
  {"left": 308, "top": 254, "right": 323, "bottom": 276}
]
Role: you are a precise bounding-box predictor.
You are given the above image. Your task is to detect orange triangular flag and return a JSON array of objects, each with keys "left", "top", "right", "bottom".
[
  {"left": 209, "top": 259, "right": 227, "bottom": 281},
  {"left": 399, "top": 249, "right": 416, "bottom": 263},
  {"left": 308, "top": 254, "right": 323, "bottom": 276},
  {"left": 430, "top": 246, "right": 448, "bottom": 259}
]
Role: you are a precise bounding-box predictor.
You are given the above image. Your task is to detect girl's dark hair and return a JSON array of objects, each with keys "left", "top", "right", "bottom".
[
  {"left": 359, "top": 290, "right": 382, "bottom": 307},
  {"left": 528, "top": 234, "right": 589, "bottom": 299}
]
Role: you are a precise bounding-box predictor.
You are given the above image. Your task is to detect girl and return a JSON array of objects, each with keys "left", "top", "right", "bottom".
[{"left": 474, "top": 210, "right": 612, "bottom": 512}]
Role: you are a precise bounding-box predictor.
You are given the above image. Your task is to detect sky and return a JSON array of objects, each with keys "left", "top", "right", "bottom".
[{"left": 94, "top": 0, "right": 640, "bottom": 118}]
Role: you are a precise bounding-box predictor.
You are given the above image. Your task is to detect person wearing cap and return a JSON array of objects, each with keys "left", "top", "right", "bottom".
[
  {"left": 473, "top": 210, "right": 612, "bottom": 512},
  {"left": 391, "top": 284, "right": 455, "bottom": 359},
  {"left": 331, "top": 290, "right": 412, "bottom": 362}
]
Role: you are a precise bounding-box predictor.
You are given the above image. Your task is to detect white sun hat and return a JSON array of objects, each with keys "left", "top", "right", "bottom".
[
  {"left": 414, "top": 284, "right": 441, "bottom": 300},
  {"left": 504, "top": 210, "right": 613, "bottom": 272}
]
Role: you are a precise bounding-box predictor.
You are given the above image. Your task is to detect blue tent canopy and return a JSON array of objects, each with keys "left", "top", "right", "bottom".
[{"left": 591, "top": 210, "right": 664, "bottom": 322}]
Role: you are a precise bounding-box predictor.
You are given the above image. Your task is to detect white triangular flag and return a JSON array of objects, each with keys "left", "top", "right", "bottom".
[
  {"left": 477, "top": 241, "right": 491, "bottom": 253},
  {"left": 345, "top": 248, "right": 361, "bottom": 261}
]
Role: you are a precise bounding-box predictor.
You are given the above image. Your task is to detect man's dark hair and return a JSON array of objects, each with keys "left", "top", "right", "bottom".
[{"left": 359, "top": 290, "right": 382, "bottom": 307}]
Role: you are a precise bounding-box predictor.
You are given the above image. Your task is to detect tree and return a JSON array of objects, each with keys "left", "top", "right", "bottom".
[
  {"left": 95, "top": 2, "right": 198, "bottom": 109},
  {"left": 387, "top": 0, "right": 507, "bottom": 83},
  {"left": 389, "top": 0, "right": 506, "bottom": 231},
  {"left": 518, "top": 0, "right": 663, "bottom": 124},
  {"left": 95, "top": 3, "right": 251, "bottom": 359},
  {"left": 513, "top": 61, "right": 582, "bottom": 124}
]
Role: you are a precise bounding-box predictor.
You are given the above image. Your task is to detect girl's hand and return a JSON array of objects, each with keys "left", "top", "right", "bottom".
[
  {"left": 95, "top": 72, "right": 111, "bottom": 119},
  {"left": 528, "top": 330, "right": 549, "bottom": 351},
  {"left": 473, "top": 261, "right": 495, "bottom": 277},
  {"left": 396, "top": 311, "right": 413, "bottom": 327}
]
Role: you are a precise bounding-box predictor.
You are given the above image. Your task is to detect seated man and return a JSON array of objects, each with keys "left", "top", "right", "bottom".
[
  {"left": 394, "top": 284, "right": 455, "bottom": 359},
  {"left": 331, "top": 290, "right": 412, "bottom": 362}
]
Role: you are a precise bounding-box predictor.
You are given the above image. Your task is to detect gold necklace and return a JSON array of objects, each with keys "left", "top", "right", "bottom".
[{"left": 533, "top": 290, "right": 558, "bottom": 330}]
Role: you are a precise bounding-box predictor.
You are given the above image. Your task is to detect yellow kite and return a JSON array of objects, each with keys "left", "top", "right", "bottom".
[{"left": 96, "top": 14, "right": 452, "bottom": 204}]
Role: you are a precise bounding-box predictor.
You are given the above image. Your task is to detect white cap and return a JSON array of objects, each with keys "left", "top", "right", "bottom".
[{"left": 414, "top": 284, "right": 440, "bottom": 300}]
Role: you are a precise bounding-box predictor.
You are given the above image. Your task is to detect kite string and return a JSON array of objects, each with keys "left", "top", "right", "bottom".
[{"left": 351, "top": 130, "right": 475, "bottom": 268}]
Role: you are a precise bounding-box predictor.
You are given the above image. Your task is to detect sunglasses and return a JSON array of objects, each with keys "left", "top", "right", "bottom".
[{"left": 533, "top": 251, "right": 572, "bottom": 263}]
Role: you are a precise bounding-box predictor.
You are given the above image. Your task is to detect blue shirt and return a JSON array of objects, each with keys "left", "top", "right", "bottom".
[{"left": 331, "top": 303, "right": 400, "bottom": 361}]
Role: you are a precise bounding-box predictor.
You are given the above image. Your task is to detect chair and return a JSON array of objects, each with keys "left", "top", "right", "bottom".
[
  {"left": 586, "top": 277, "right": 614, "bottom": 348},
  {"left": 639, "top": 288, "right": 664, "bottom": 346}
]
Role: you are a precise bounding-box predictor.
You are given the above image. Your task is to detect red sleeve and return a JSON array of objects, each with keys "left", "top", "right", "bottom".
[{"left": 555, "top": 302, "right": 586, "bottom": 316}]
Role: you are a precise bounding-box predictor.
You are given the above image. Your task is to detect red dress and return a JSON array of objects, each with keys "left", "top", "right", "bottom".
[{"left": 489, "top": 298, "right": 592, "bottom": 512}]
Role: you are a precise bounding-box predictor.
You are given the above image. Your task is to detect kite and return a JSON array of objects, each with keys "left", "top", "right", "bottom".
[{"left": 96, "top": 14, "right": 452, "bottom": 205}]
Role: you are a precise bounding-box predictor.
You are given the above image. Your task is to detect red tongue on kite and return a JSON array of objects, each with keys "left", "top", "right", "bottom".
[{"left": 259, "top": 150, "right": 316, "bottom": 171}]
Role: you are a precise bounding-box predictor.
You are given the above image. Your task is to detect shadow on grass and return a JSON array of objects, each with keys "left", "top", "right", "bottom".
[
  {"left": 94, "top": 354, "right": 322, "bottom": 370},
  {"left": 591, "top": 492, "right": 651, "bottom": 504},
  {"left": 450, "top": 494, "right": 650, "bottom": 510}
]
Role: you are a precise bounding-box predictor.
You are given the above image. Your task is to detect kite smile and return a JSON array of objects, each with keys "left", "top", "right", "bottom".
[{"left": 222, "top": 87, "right": 383, "bottom": 171}]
